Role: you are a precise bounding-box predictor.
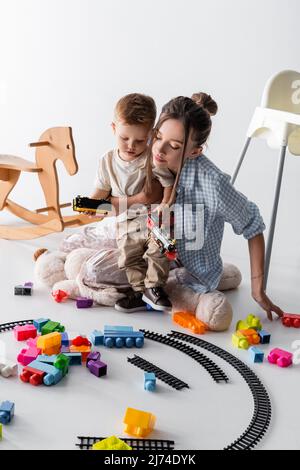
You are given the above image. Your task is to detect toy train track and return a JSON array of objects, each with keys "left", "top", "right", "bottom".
[
  {"left": 0, "top": 319, "right": 33, "bottom": 334},
  {"left": 140, "top": 330, "right": 229, "bottom": 384},
  {"left": 169, "top": 331, "right": 272, "bottom": 450},
  {"left": 127, "top": 354, "right": 189, "bottom": 390},
  {"left": 76, "top": 435, "right": 175, "bottom": 450}
]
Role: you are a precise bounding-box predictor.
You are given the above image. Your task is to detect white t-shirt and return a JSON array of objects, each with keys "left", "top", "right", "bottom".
[{"left": 94, "top": 149, "right": 174, "bottom": 197}]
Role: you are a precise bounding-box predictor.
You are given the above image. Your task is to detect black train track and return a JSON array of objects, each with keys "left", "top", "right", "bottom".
[
  {"left": 0, "top": 319, "right": 33, "bottom": 333},
  {"left": 127, "top": 354, "right": 189, "bottom": 390},
  {"left": 140, "top": 329, "right": 229, "bottom": 384},
  {"left": 169, "top": 330, "right": 272, "bottom": 450},
  {"left": 76, "top": 435, "right": 175, "bottom": 450}
]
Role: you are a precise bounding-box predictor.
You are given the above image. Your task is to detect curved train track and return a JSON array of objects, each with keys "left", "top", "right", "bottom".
[
  {"left": 139, "top": 329, "right": 229, "bottom": 384},
  {"left": 168, "top": 330, "right": 272, "bottom": 450},
  {"left": 0, "top": 319, "right": 33, "bottom": 333}
]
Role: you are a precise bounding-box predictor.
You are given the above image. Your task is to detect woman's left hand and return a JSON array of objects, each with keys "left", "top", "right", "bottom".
[{"left": 252, "top": 290, "right": 284, "bottom": 321}]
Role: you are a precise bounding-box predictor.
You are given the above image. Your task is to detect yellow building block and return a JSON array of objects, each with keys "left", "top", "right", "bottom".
[
  {"left": 238, "top": 329, "right": 260, "bottom": 345},
  {"left": 232, "top": 332, "right": 249, "bottom": 350},
  {"left": 37, "top": 332, "right": 61, "bottom": 354},
  {"left": 92, "top": 436, "right": 132, "bottom": 450},
  {"left": 236, "top": 314, "right": 262, "bottom": 332},
  {"left": 123, "top": 407, "right": 156, "bottom": 438}
]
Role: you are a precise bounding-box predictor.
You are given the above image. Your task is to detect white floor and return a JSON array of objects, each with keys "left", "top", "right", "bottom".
[{"left": 0, "top": 222, "right": 300, "bottom": 450}]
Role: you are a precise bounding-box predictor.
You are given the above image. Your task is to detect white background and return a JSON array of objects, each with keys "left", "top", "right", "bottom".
[{"left": 0, "top": 0, "right": 300, "bottom": 450}]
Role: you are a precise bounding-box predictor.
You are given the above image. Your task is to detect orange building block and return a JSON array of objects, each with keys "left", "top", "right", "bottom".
[
  {"left": 237, "top": 329, "right": 260, "bottom": 345},
  {"left": 123, "top": 407, "right": 156, "bottom": 438},
  {"left": 37, "top": 332, "right": 61, "bottom": 354},
  {"left": 69, "top": 344, "right": 91, "bottom": 362},
  {"left": 173, "top": 311, "right": 207, "bottom": 334}
]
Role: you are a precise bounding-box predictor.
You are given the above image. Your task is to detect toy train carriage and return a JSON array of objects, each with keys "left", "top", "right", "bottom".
[
  {"left": 73, "top": 195, "right": 112, "bottom": 215},
  {"left": 103, "top": 326, "right": 144, "bottom": 348},
  {"left": 282, "top": 313, "right": 300, "bottom": 328},
  {"left": 147, "top": 213, "right": 177, "bottom": 260}
]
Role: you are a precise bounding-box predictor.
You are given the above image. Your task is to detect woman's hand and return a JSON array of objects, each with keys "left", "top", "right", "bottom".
[
  {"left": 252, "top": 289, "right": 284, "bottom": 321},
  {"left": 139, "top": 178, "right": 163, "bottom": 205}
]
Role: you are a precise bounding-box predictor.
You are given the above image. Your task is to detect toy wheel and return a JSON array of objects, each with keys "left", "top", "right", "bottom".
[
  {"left": 282, "top": 317, "right": 291, "bottom": 327},
  {"left": 105, "top": 337, "right": 114, "bottom": 348},
  {"left": 44, "top": 374, "right": 54, "bottom": 386},
  {"left": 135, "top": 337, "right": 144, "bottom": 348},
  {"left": 125, "top": 337, "right": 134, "bottom": 347},
  {"left": 30, "top": 373, "right": 43, "bottom": 386},
  {"left": 115, "top": 337, "right": 124, "bottom": 348},
  {"left": 293, "top": 319, "right": 300, "bottom": 328},
  {"left": 20, "top": 370, "right": 31, "bottom": 382}
]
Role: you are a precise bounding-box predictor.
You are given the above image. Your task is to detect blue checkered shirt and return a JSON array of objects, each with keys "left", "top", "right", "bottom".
[{"left": 174, "top": 155, "right": 265, "bottom": 293}]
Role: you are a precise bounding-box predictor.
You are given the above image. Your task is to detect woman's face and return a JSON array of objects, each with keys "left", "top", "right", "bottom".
[{"left": 152, "top": 119, "right": 201, "bottom": 173}]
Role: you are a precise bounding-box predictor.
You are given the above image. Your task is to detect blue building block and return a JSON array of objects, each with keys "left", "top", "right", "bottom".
[
  {"left": 104, "top": 325, "right": 133, "bottom": 333},
  {"left": 249, "top": 346, "right": 264, "bottom": 363},
  {"left": 0, "top": 401, "right": 15, "bottom": 424},
  {"left": 259, "top": 329, "right": 271, "bottom": 344},
  {"left": 144, "top": 372, "right": 156, "bottom": 391},
  {"left": 103, "top": 329, "right": 144, "bottom": 348},
  {"left": 61, "top": 332, "right": 69, "bottom": 347},
  {"left": 28, "top": 360, "right": 62, "bottom": 385},
  {"left": 33, "top": 318, "right": 50, "bottom": 333},
  {"left": 37, "top": 354, "right": 57, "bottom": 364},
  {"left": 90, "top": 330, "right": 104, "bottom": 346},
  {"left": 63, "top": 352, "right": 82, "bottom": 365}
]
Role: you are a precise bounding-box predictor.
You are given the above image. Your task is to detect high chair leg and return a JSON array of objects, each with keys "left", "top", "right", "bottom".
[
  {"left": 264, "top": 145, "right": 287, "bottom": 289},
  {"left": 231, "top": 137, "right": 252, "bottom": 185}
]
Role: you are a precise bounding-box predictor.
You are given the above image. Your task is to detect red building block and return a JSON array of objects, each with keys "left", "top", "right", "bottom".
[{"left": 14, "top": 325, "right": 37, "bottom": 341}]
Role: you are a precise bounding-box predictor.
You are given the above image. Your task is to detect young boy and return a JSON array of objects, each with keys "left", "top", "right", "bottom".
[{"left": 91, "top": 93, "right": 174, "bottom": 312}]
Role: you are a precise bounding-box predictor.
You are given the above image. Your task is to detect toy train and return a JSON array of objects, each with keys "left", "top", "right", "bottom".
[
  {"left": 103, "top": 326, "right": 144, "bottom": 348},
  {"left": 147, "top": 212, "right": 177, "bottom": 260},
  {"left": 73, "top": 195, "right": 112, "bottom": 215}
]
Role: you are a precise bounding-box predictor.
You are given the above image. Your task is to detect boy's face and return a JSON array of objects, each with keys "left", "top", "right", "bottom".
[{"left": 112, "top": 120, "right": 151, "bottom": 161}]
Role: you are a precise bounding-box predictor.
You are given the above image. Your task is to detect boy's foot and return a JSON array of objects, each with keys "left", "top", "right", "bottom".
[
  {"left": 114, "top": 291, "right": 148, "bottom": 313},
  {"left": 142, "top": 287, "right": 172, "bottom": 311}
]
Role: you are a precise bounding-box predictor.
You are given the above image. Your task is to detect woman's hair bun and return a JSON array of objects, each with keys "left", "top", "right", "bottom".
[{"left": 191, "top": 92, "right": 218, "bottom": 116}]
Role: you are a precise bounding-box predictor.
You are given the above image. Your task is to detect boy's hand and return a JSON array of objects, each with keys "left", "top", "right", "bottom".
[
  {"left": 82, "top": 210, "right": 105, "bottom": 219},
  {"left": 252, "top": 290, "right": 284, "bottom": 321}
]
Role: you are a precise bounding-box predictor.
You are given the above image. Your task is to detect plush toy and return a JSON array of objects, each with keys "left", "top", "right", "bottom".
[{"left": 34, "top": 243, "right": 241, "bottom": 332}]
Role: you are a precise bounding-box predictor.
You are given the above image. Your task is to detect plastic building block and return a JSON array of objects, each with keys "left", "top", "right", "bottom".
[
  {"left": 237, "top": 329, "right": 260, "bottom": 345},
  {"left": 259, "top": 329, "right": 271, "bottom": 344},
  {"left": 236, "top": 314, "right": 262, "bottom": 332},
  {"left": 86, "top": 351, "right": 101, "bottom": 366},
  {"left": 282, "top": 313, "right": 300, "bottom": 328},
  {"left": 52, "top": 289, "right": 69, "bottom": 303},
  {"left": 37, "top": 332, "right": 62, "bottom": 355},
  {"left": 24, "top": 282, "right": 33, "bottom": 288},
  {"left": 69, "top": 344, "right": 91, "bottom": 362},
  {"left": 54, "top": 354, "right": 70, "bottom": 376},
  {"left": 0, "top": 423, "right": 2, "bottom": 440},
  {"left": 172, "top": 311, "right": 207, "bottom": 334},
  {"left": 20, "top": 365, "right": 46, "bottom": 385},
  {"left": 33, "top": 318, "right": 50, "bottom": 333},
  {"left": 0, "top": 401, "right": 15, "bottom": 424},
  {"left": 267, "top": 348, "right": 293, "bottom": 368},
  {"left": 87, "top": 360, "right": 107, "bottom": 377},
  {"left": 63, "top": 352, "right": 82, "bottom": 365},
  {"left": 232, "top": 332, "right": 249, "bottom": 349},
  {"left": 71, "top": 336, "right": 91, "bottom": 347},
  {"left": 92, "top": 436, "right": 132, "bottom": 450},
  {"left": 14, "top": 284, "right": 32, "bottom": 295},
  {"left": 37, "top": 354, "right": 57, "bottom": 364},
  {"left": 26, "top": 336, "right": 39, "bottom": 347},
  {"left": 249, "top": 346, "right": 264, "bottom": 363},
  {"left": 90, "top": 330, "right": 104, "bottom": 346},
  {"left": 144, "top": 372, "right": 156, "bottom": 391},
  {"left": 61, "top": 345, "right": 70, "bottom": 353},
  {"left": 17, "top": 346, "right": 41, "bottom": 366},
  {"left": 23, "top": 360, "right": 63, "bottom": 385},
  {"left": 103, "top": 326, "right": 144, "bottom": 348},
  {"left": 61, "top": 332, "right": 69, "bottom": 346},
  {"left": 0, "top": 357, "right": 18, "bottom": 378},
  {"left": 76, "top": 297, "right": 93, "bottom": 308},
  {"left": 123, "top": 407, "right": 156, "bottom": 437},
  {"left": 14, "top": 324, "right": 37, "bottom": 341},
  {"left": 41, "top": 321, "right": 65, "bottom": 335}
]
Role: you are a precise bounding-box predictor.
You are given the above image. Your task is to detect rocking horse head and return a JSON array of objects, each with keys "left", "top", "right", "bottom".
[{"left": 30, "top": 127, "right": 78, "bottom": 176}]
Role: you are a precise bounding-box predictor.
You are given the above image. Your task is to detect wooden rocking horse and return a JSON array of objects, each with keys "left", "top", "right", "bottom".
[{"left": 0, "top": 127, "right": 99, "bottom": 240}]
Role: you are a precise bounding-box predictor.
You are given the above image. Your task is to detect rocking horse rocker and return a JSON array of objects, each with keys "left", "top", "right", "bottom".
[{"left": 0, "top": 127, "right": 96, "bottom": 240}]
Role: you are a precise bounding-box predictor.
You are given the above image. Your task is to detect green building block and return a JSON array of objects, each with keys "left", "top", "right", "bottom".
[
  {"left": 54, "top": 354, "right": 70, "bottom": 376},
  {"left": 41, "top": 321, "right": 65, "bottom": 335},
  {"left": 92, "top": 436, "right": 132, "bottom": 450}
]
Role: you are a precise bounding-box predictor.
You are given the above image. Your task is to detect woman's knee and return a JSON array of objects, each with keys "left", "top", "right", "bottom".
[{"left": 195, "top": 290, "right": 233, "bottom": 331}]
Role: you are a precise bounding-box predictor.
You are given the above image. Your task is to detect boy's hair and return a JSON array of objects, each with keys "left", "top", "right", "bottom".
[{"left": 114, "top": 93, "right": 157, "bottom": 127}]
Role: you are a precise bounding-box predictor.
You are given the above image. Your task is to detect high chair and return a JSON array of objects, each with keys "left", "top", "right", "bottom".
[{"left": 231, "top": 70, "right": 300, "bottom": 288}]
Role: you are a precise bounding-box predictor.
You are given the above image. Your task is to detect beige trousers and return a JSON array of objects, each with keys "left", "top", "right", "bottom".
[{"left": 116, "top": 217, "right": 170, "bottom": 292}]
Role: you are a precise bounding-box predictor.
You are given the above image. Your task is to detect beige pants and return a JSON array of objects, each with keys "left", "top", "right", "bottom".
[{"left": 116, "top": 217, "right": 170, "bottom": 292}]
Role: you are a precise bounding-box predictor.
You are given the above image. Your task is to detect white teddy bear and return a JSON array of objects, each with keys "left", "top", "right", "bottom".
[{"left": 34, "top": 242, "right": 241, "bottom": 332}]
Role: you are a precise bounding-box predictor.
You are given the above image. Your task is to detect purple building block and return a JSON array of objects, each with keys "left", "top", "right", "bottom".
[
  {"left": 87, "top": 360, "right": 107, "bottom": 377},
  {"left": 61, "top": 332, "right": 69, "bottom": 347},
  {"left": 76, "top": 297, "right": 93, "bottom": 308},
  {"left": 86, "top": 351, "right": 101, "bottom": 367},
  {"left": 61, "top": 345, "right": 70, "bottom": 353},
  {"left": 24, "top": 282, "right": 34, "bottom": 288}
]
